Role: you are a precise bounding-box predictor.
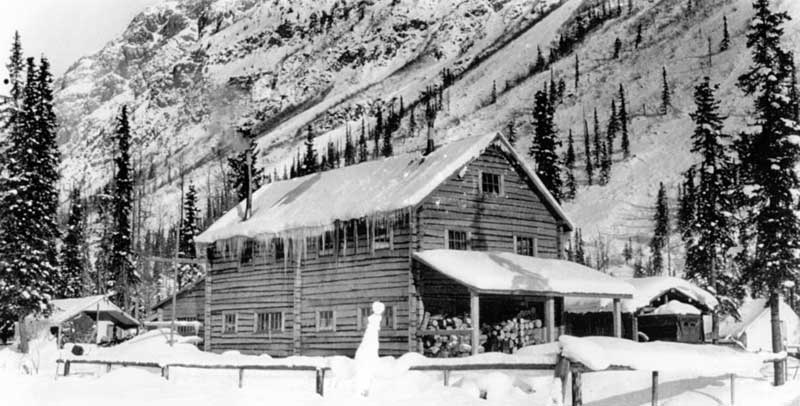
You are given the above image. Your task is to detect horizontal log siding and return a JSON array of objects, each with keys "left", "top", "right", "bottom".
[
  {"left": 208, "top": 224, "right": 412, "bottom": 357},
  {"left": 419, "top": 145, "right": 561, "bottom": 257}
]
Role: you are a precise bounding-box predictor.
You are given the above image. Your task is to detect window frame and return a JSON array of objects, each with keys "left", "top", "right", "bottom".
[
  {"left": 445, "top": 229, "right": 470, "bottom": 251},
  {"left": 240, "top": 239, "right": 264, "bottom": 266},
  {"left": 222, "top": 312, "right": 238, "bottom": 334},
  {"left": 479, "top": 171, "right": 503, "bottom": 196},
  {"left": 319, "top": 231, "right": 334, "bottom": 256},
  {"left": 254, "top": 311, "right": 285, "bottom": 334},
  {"left": 372, "top": 220, "right": 393, "bottom": 252},
  {"left": 315, "top": 309, "right": 336, "bottom": 332},
  {"left": 514, "top": 235, "right": 536, "bottom": 257},
  {"left": 357, "top": 305, "right": 396, "bottom": 330}
]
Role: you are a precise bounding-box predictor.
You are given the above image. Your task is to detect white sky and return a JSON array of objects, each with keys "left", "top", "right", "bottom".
[{"left": 0, "top": 0, "right": 161, "bottom": 78}]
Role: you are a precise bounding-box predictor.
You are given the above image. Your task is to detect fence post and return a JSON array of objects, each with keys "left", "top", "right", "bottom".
[
  {"left": 106, "top": 363, "right": 112, "bottom": 373},
  {"left": 164, "top": 365, "right": 170, "bottom": 381},
  {"left": 555, "top": 355, "right": 571, "bottom": 405},
  {"left": 571, "top": 369, "right": 582, "bottom": 406},
  {"left": 238, "top": 368, "right": 244, "bottom": 388},
  {"left": 315, "top": 368, "right": 325, "bottom": 396},
  {"left": 651, "top": 371, "right": 659, "bottom": 406},
  {"left": 730, "top": 373, "right": 735, "bottom": 406},
  {"left": 63, "top": 360, "right": 71, "bottom": 377},
  {"left": 443, "top": 370, "right": 451, "bottom": 386}
]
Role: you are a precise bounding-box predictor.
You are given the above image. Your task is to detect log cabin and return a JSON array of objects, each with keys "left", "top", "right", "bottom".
[
  {"left": 150, "top": 278, "right": 206, "bottom": 338},
  {"left": 195, "top": 132, "right": 633, "bottom": 356}
]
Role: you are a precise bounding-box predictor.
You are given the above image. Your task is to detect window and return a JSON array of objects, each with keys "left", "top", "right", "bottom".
[
  {"left": 240, "top": 240, "right": 263, "bottom": 266},
  {"left": 223, "top": 313, "right": 237, "bottom": 334},
  {"left": 373, "top": 221, "right": 391, "bottom": 250},
  {"left": 447, "top": 230, "right": 469, "bottom": 250},
  {"left": 338, "top": 224, "right": 348, "bottom": 255},
  {"left": 356, "top": 220, "right": 369, "bottom": 252},
  {"left": 306, "top": 237, "right": 317, "bottom": 256},
  {"left": 316, "top": 310, "right": 336, "bottom": 331},
  {"left": 319, "top": 231, "right": 334, "bottom": 256},
  {"left": 255, "top": 312, "right": 284, "bottom": 333},
  {"left": 177, "top": 317, "right": 198, "bottom": 335},
  {"left": 358, "top": 305, "right": 396, "bottom": 330},
  {"left": 481, "top": 172, "right": 502, "bottom": 195},
  {"left": 274, "top": 238, "right": 285, "bottom": 261},
  {"left": 515, "top": 236, "right": 536, "bottom": 256}
]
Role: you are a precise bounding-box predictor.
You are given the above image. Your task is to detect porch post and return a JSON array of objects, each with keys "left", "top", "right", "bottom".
[
  {"left": 612, "top": 298, "right": 622, "bottom": 338},
  {"left": 545, "top": 296, "right": 556, "bottom": 342},
  {"left": 470, "top": 291, "right": 480, "bottom": 355}
]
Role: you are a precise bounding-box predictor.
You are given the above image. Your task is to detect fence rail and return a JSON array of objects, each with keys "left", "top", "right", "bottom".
[{"left": 56, "top": 359, "right": 329, "bottom": 395}]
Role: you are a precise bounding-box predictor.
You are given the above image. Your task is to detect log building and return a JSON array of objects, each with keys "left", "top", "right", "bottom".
[{"left": 195, "top": 132, "right": 632, "bottom": 356}]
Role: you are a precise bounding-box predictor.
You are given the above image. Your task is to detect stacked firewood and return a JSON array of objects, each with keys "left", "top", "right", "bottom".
[
  {"left": 481, "top": 310, "right": 544, "bottom": 353},
  {"left": 418, "top": 312, "right": 474, "bottom": 358}
]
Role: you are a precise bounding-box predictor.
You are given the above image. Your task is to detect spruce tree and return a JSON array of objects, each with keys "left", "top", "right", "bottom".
[
  {"left": 623, "top": 238, "right": 633, "bottom": 264},
  {"left": 110, "top": 106, "right": 135, "bottom": 310},
  {"left": 574, "top": 54, "right": 580, "bottom": 89},
  {"left": 358, "top": 119, "right": 369, "bottom": 163},
  {"left": 583, "top": 118, "right": 594, "bottom": 185},
  {"left": 661, "top": 66, "right": 671, "bottom": 114},
  {"left": 635, "top": 25, "right": 643, "bottom": 49},
  {"left": 619, "top": 84, "right": 630, "bottom": 158},
  {"left": 564, "top": 129, "right": 577, "bottom": 200},
  {"left": 178, "top": 183, "right": 202, "bottom": 288},
  {"left": 574, "top": 229, "right": 585, "bottom": 265},
  {"left": 506, "top": 119, "right": 517, "bottom": 146},
  {"left": 599, "top": 139, "right": 611, "bottom": 185},
  {"left": 613, "top": 37, "right": 622, "bottom": 58},
  {"left": 373, "top": 107, "right": 383, "bottom": 158},
  {"left": 650, "top": 182, "right": 670, "bottom": 276},
  {"left": 227, "top": 138, "right": 263, "bottom": 201},
  {"left": 735, "top": 0, "right": 800, "bottom": 383},
  {"left": 490, "top": 80, "right": 497, "bottom": 104},
  {"left": 677, "top": 166, "right": 697, "bottom": 236},
  {"left": 344, "top": 125, "right": 356, "bottom": 166},
  {"left": 5, "top": 32, "right": 24, "bottom": 103},
  {"left": 720, "top": 15, "right": 731, "bottom": 52},
  {"left": 58, "top": 187, "right": 88, "bottom": 298},
  {"left": 302, "top": 125, "right": 319, "bottom": 175},
  {"left": 381, "top": 124, "right": 393, "bottom": 157},
  {"left": 529, "top": 90, "right": 562, "bottom": 201},
  {"left": 606, "top": 100, "right": 619, "bottom": 155},
  {"left": 593, "top": 107, "right": 602, "bottom": 167},
  {"left": 535, "top": 46, "right": 546, "bottom": 72}
]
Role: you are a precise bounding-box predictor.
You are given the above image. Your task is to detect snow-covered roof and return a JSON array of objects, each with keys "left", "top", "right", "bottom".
[
  {"left": 196, "top": 132, "right": 572, "bottom": 244},
  {"left": 413, "top": 250, "right": 634, "bottom": 298},
  {"left": 37, "top": 294, "right": 139, "bottom": 328},
  {"left": 565, "top": 276, "right": 718, "bottom": 314},
  {"left": 151, "top": 277, "right": 205, "bottom": 311},
  {"left": 719, "top": 297, "right": 800, "bottom": 349},
  {"left": 651, "top": 300, "right": 701, "bottom": 316}
]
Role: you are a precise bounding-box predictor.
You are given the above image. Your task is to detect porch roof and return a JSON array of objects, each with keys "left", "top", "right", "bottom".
[{"left": 413, "top": 250, "right": 634, "bottom": 299}]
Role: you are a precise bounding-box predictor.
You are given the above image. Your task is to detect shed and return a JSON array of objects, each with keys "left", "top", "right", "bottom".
[
  {"left": 149, "top": 277, "right": 206, "bottom": 338},
  {"left": 565, "top": 277, "right": 718, "bottom": 343},
  {"left": 719, "top": 297, "right": 800, "bottom": 352},
  {"left": 21, "top": 294, "right": 139, "bottom": 345}
]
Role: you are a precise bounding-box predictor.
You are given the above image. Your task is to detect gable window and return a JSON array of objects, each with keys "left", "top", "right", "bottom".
[
  {"left": 319, "top": 231, "right": 334, "bottom": 256},
  {"left": 255, "top": 311, "right": 284, "bottom": 333},
  {"left": 515, "top": 236, "right": 536, "bottom": 256},
  {"left": 447, "top": 230, "right": 469, "bottom": 250},
  {"left": 373, "top": 221, "right": 392, "bottom": 251},
  {"left": 316, "top": 310, "right": 336, "bottom": 332},
  {"left": 223, "top": 313, "right": 237, "bottom": 334},
  {"left": 358, "top": 305, "right": 396, "bottom": 330},
  {"left": 480, "top": 172, "right": 502, "bottom": 195}
]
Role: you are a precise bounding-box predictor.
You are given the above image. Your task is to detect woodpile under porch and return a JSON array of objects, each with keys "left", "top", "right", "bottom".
[{"left": 411, "top": 250, "right": 634, "bottom": 356}]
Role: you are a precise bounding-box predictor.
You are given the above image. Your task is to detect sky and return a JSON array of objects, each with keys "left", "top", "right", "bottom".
[{"left": 0, "top": 0, "right": 162, "bottom": 78}]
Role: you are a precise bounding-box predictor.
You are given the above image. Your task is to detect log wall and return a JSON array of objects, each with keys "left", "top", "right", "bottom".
[{"left": 153, "top": 279, "right": 206, "bottom": 337}]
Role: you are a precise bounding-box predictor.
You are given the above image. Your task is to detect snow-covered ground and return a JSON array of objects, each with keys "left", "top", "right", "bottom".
[{"left": 3, "top": 327, "right": 800, "bottom": 406}]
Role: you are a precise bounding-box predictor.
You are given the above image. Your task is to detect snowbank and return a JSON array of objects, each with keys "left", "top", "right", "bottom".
[
  {"left": 652, "top": 300, "right": 701, "bottom": 315},
  {"left": 566, "top": 277, "right": 718, "bottom": 314}
]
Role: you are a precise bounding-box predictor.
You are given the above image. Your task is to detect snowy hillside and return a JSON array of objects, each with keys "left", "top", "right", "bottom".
[{"left": 52, "top": 0, "right": 800, "bottom": 266}]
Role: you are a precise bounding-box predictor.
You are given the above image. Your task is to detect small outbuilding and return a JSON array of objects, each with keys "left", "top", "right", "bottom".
[
  {"left": 565, "top": 277, "right": 718, "bottom": 343},
  {"left": 719, "top": 297, "right": 800, "bottom": 352},
  {"left": 149, "top": 277, "right": 206, "bottom": 338}
]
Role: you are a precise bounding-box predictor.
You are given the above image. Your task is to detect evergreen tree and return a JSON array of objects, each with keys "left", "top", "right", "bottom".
[
  {"left": 583, "top": 118, "right": 594, "bottom": 185},
  {"left": 574, "top": 229, "right": 585, "bottom": 265},
  {"left": 599, "top": 139, "right": 612, "bottom": 185},
  {"left": 677, "top": 166, "right": 697, "bottom": 236},
  {"left": 110, "top": 106, "right": 135, "bottom": 310},
  {"left": 635, "top": 24, "right": 643, "bottom": 49},
  {"left": 490, "top": 80, "right": 497, "bottom": 104},
  {"left": 564, "top": 129, "right": 577, "bottom": 200},
  {"left": 607, "top": 100, "right": 619, "bottom": 155},
  {"left": 373, "top": 107, "right": 383, "bottom": 158},
  {"left": 344, "top": 125, "right": 356, "bottom": 166},
  {"left": 178, "top": 184, "right": 202, "bottom": 288},
  {"left": 720, "top": 15, "right": 731, "bottom": 52},
  {"left": 529, "top": 90, "right": 562, "bottom": 200},
  {"left": 623, "top": 238, "right": 633, "bottom": 264},
  {"left": 358, "top": 119, "right": 369, "bottom": 163},
  {"left": 735, "top": 0, "right": 800, "bottom": 383},
  {"left": 613, "top": 37, "right": 622, "bottom": 58},
  {"left": 593, "top": 108, "right": 602, "bottom": 168},
  {"left": 535, "top": 46, "right": 546, "bottom": 72},
  {"left": 0, "top": 56, "right": 61, "bottom": 346},
  {"left": 661, "top": 66, "right": 671, "bottom": 114},
  {"left": 619, "top": 84, "right": 630, "bottom": 158},
  {"left": 58, "top": 187, "right": 88, "bottom": 298},
  {"left": 227, "top": 137, "right": 264, "bottom": 201},
  {"left": 574, "top": 54, "right": 580, "bottom": 89},
  {"left": 325, "top": 140, "right": 337, "bottom": 170},
  {"left": 5, "top": 31, "right": 24, "bottom": 103},
  {"left": 301, "top": 125, "right": 319, "bottom": 175},
  {"left": 506, "top": 119, "right": 517, "bottom": 146},
  {"left": 381, "top": 123, "right": 393, "bottom": 157},
  {"left": 650, "top": 182, "right": 670, "bottom": 276}
]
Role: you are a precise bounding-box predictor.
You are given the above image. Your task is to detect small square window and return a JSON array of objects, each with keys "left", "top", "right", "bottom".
[
  {"left": 481, "top": 172, "right": 502, "bottom": 195},
  {"left": 359, "top": 305, "right": 395, "bottom": 330},
  {"left": 319, "top": 231, "right": 334, "bottom": 256},
  {"left": 240, "top": 240, "right": 263, "bottom": 266},
  {"left": 255, "top": 312, "right": 283, "bottom": 333},
  {"left": 447, "top": 230, "right": 469, "bottom": 250},
  {"left": 274, "top": 238, "right": 285, "bottom": 260},
  {"left": 515, "top": 236, "right": 535, "bottom": 256},
  {"left": 306, "top": 237, "right": 317, "bottom": 256},
  {"left": 223, "top": 313, "right": 237, "bottom": 334},
  {"left": 316, "top": 310, "right": 335, "bottom": 331},
  {"left": 374, "top": 221, "right": 391, "bottom": 250}
]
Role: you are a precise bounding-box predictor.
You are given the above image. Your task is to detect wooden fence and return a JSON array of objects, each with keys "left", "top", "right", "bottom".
[{"left": 56, "top": 359, "right": 329, "bottom": 395}]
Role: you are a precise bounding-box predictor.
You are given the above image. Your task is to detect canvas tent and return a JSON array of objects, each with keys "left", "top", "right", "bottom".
[{"left": 719, "top": 298, "right": 800, "bottom": 352}]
